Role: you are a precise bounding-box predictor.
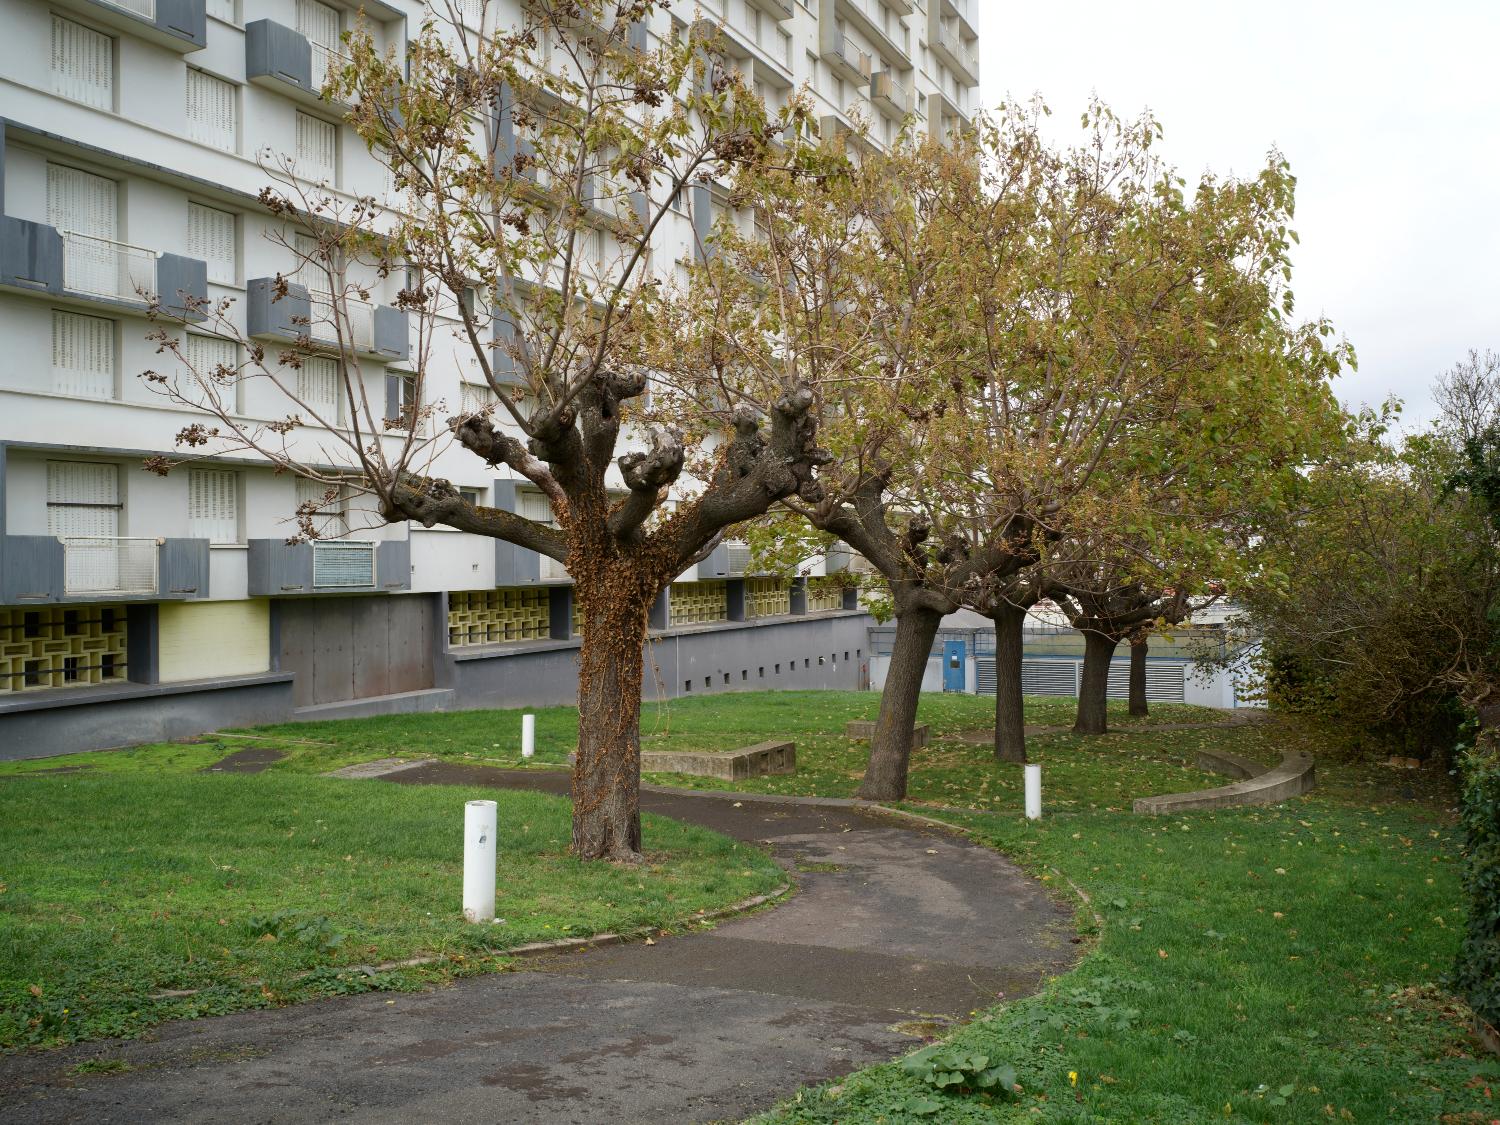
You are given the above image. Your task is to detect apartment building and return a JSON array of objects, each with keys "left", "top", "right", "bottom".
[{"left": 0, "top": 0, "right": 981, "bottom": 757}]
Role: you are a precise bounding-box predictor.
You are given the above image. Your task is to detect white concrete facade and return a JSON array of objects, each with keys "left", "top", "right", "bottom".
[{"left": 0, "top": 0, "right": 980, "bottom": 731}]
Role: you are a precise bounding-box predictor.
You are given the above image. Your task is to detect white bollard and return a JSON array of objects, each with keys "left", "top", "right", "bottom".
[
  {"left": 521, "top": 713, "right": 536, "bottom": 759},
  {"left": 463, "top": 799, "right": 497, "bottom": 923},
  {"left": 1024, "top": 763, "right": 1042, "bottom": 820}
]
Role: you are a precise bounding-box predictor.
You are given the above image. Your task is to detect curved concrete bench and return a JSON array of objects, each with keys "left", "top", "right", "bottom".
[
  {"left": 1195, "top": 748, "right": 1266, "bottom": 781},
  {"left": 1133, "top": 751, "right": 1315, "bottom": 815}
]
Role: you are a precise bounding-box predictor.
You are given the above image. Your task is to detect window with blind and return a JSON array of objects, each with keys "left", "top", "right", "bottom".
[
  {"left": 206, "top": 0, "right": 235, "bottom": 22},
  {"left": 460, "top": 381, "right": 496, "bottom": 416},
  {"left": 184, "top": 333, "right": 239, "bottom": 390},
  {"left": 187, "top": 203, "right": 237, "bottom": 285},
  {"left": 186, "top": 69, "right": 237, "bottom": 152},
  {"left": 188, "top": 469, "right": 239, "bottom": 544},
  {"left": 47, "top": 163, "right": 116, "bottom": 240},
  {"left": 297, "top": 355, "right": 340, "bottom": 423},
  {"left": 295, "top": 113, "right": 337, "bottom": 183},
  {"left": 51, "top": 16, "right": 112, "bottom": 110},
  {"left": 47, "top": 461, "right": 120, "bottom": 537},
  {"left": 52, "top": 311, "right": 114, "bottom": 398},
  {"left": 517, "top": 490, "right": 558, "bottom": 527},
  {"left": 296, "top": 476, "right": 348, "bottom": 537}
]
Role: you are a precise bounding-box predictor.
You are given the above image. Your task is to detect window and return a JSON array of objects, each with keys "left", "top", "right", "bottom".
[
  {"left": 186, "top": 69, "right": 237, "bottom": 152},
  {"left": 295, "top": 113, "right": 337, "bottom": 183},
  {"left": 189, "top": 469, "right": 239, "bottom": 544},
  {"left": 184, "top": 333, "right": 239, "bottom": 398},
  {"left": 458, "top": 487, "right": 481, "bottom": 507},
  {"left": 47, "top": 460, "right": 119, "bottom": 537},
  {"left": 206, "top": 0, "right": 235, "bottom": 22},
  {"left": 51, "top": 16, "right": 111, "bottom": 110},
  {"left": 52, "top": 311, "right": 114, "bottom": 398},
  {"left": 460, "top": 381, "right": 496, "bottom": 416},
  {"left": 297, "top": 355, "right": 340, "bottom": 422},
  {"left": 296, "top": 0, "right": 341, "bottom": 88},
  {"left": 187, "top": 203, "right": 237, "bottom": 285},
  {"left": 518, "top": 490, "right": 557, "bottom": 526},
  {"left": 296, "top": 476, "right": 348, "bottom": 537},
  {"left": 47, "top": 163, "right": 116, "bottom": 240}
]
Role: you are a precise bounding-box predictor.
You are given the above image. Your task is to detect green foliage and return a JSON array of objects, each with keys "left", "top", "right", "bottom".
[
  {"left": 243, "top": 912, "right": 347, "bottom": 956},
  {"left": 1452, "top": 722, "right": 1500, "bottom": 1031},
  {"left": 898, "top": 1044, "right": 1021, "bottom": 1099}
]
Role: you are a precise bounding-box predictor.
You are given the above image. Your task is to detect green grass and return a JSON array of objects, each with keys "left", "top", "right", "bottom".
[
  {"left": 0, "top": 772, "right": 782, "bottom": 1051},
  {"left": 3, "top": 689, "right": 1489, "bottom": 1123}
]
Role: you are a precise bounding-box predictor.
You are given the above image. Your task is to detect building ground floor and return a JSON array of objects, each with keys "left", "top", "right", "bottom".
[{"left": 0, "top": 584, "right": 873, "bottom": 760}]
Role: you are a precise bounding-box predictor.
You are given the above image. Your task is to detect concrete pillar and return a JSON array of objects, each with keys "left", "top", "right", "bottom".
[
  {"left": 648, "top": 588, "right": 670, "bottom": 631},
  {"left": 790, "top": 577, "right": 808, "bottom": 616},
  {"left": 126, "top": 603, "right": 160, "bottom": 685},
  {"left": 548, "top": 586, "right": 573, "bottom": 640},
  {"left": 726, "top": 578, "right": 747, "bottom": 622}
]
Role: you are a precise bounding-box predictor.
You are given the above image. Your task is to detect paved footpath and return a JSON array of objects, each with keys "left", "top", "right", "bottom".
[{"left": 0, "top": 766, "right": 1076, "bottom": 1125}]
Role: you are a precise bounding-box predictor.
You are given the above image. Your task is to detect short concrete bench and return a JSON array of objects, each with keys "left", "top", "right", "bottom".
[
  {"left": 1133, "top": 751, "right": 1316, "bottom": 815},
  {"left": 1195, "top": 748, "right": 1266, "bottom": 781},
  {"left": 845, "top": 720, "right": 930, "bottom": 749},
  {"left": 570, "top": 741, "right": 796, "bottom": 781}
]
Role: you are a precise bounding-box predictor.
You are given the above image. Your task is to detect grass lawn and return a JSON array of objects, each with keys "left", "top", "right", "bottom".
[
  {"left": 0, "top": 772, "right": 782, "bottom": 1051},
  {"left": 2, "top": 690, "right": 1491, "bottom": 1123}
]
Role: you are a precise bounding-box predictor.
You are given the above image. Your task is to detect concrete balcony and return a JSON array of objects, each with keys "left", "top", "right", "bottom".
[
  {"left": 0, "top": 216, "right": 207, "bottom": 321},
  {"left": 245, "top": 20, "right": 349, "bottom": 109},
  {"left": 869, "top": 71, "right": 911, "bottom": 118},
  {"left": 0, "top": 535, "right": 209, "bottom": 605},
  {"left": 492, "top": 479, "right": 570, "bottom": 586},
  {"left": 939, "top": 0, "right": 977, "bottom": 39},
  {"left": 748, "top": 0, "right": 794, "bottom": 20},
  {"left": 246, "top": 278, "right": 409, "bottom": 363},
  {"left": 246, "top": 537, "right": 410, "bottom": 596},
  {"left": 931, "top": 23, "right": 980, "bottom": 86},
  {"left": 52, "top": 0, "right": 205, "bottom": 52},
  {"left": 519, "top": 0, "right": 647, "bottom": 50},
  {"left": 820, "top": 25, "right": 874, "bottom": 85},
  {"left": 832, "top": 0, "right": 912, "bottom": 68},
  {"left": 927, "top": 87, "right": 973, "bottom": 132}
]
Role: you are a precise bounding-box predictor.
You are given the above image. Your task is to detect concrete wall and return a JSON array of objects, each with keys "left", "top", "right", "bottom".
[{"left": 0, "top": 672, "right": 293, "bottom": 758}]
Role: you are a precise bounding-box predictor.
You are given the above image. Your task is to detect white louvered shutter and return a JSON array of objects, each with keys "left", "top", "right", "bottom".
[
  {"left": 186, "top": 69, "right": 237, "bottom": 152},
  {"left": 296, "top": 0, "right": 339, "bottom": 46},
  {"left": 295, "top": 113, "right": 337, "bottom": 183},
  {"left": 518, "top": 490, "right": 556, "bottom": 527},
  {"left": 297, "top": 355, "right": 340, "bottom": 421},
  {"left": 189, "top": 469, "right": 239, "bottom": 543},
  {"left": 460, "top": 382, "right": 495, "bottom": 416},
  {"left": 184, "top": 333, "right": 238, "bottom": 383},
  {"left": 47, "top": 164, "right": 116, "bottom": 239},
  {"left": 51, "top": 17, "right": 112, "bottom": 110},
  {"left": 206, "top": 0, "right": 235, "bottom": 22},
  {"left": 47, "top": 461, "right": 119, "bottom": 537},
  {"left": 51, "top": 311, "right": 114, "bottom": 398},
  {"left": 296, "top": 476, "right": 348, "bottom": 537},
  {"left": 187, "top": 203, "right": 237, "bottom": 284}
]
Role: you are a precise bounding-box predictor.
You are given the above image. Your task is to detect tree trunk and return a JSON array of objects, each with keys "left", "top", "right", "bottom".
[
  {"left": 992, "top": 601, "right": 1027, "bottom": 763},
  {"left": 1073, "top": 630, "right": 1117, "bottom": 735},
  {"left": 1128, "top": 635, "right": 1149, "bottom": 717},
  {"left": 571, "top": 572, "right": 653, "bottom": 861},
  {"left": 858, "top": 602, "right": 943, "bottom": 801}
]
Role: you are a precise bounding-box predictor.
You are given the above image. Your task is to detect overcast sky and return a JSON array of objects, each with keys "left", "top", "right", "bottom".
[{"left": 977, "top": 1, "right": 1500, "bottom": 428}]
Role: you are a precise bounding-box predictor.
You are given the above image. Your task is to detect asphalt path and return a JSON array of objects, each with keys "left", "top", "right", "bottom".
[{"left": 0, "top": 765, "right": 1077, "bottom": 1124}]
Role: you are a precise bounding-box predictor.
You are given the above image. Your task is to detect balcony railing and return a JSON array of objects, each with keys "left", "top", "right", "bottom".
[
  {"left": 62, "top": 536, "right": 159, "bottom": 596},
  {"left": 934, "top": 24, "right": 978, "bottom": 82},
  {"left": 312, "top": 540, "right": 376, "bottom": 588},
  {"left": 99, "top": 0, "right": 156, "bottom": 17},
  {"left": 61, "top": 232, "right": 159, "bottom": 304},
  {"left": 308, "top": 41, "right": 347, "bottom": 92},
  {"left": 309, "top": 289, "right": 375, "bottom": 351}
]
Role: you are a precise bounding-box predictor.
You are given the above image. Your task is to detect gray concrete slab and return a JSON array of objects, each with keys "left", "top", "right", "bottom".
[{"left": 0, "top": 766, "right": 1078, "bottom": 1124}]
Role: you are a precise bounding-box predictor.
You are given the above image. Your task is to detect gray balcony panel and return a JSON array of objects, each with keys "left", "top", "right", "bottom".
[
  {"left": 245, "top": 19, "right": 314, "bottom": 96},
  {"left": 159, "top": 539, "right": 209, "bottom": 597},
  {"left": 155, "top": 0, "right": 207, "bottom": 48},
  {"left": 376, "top": 539, "right": 411, "bottom": 591},
  {"left": 1, "top": 536, "right": 63, "bottom": 603},
  {"left": 248, "top": 539, "right": 314, "bottom": 595},
  {"left": 0, "top": 217, "right": 62, "bottom": 296},
  {"left": 373, "top": 304, "right": 409, "bottom": 361},
  {"left": 157, "top": 253, "right": 208, "bottom": 321},
  {"left": 691, "top": 183, "right": 715, "bottom": 264},
  {"left": 247, "top": 277, "right": 311, "bottom": 342},
  {"left": 696, "top": 543, "right": 730, "bottom": 579},
  {"left": 492, "top": 479, "right": 544, "bottom": 586}
]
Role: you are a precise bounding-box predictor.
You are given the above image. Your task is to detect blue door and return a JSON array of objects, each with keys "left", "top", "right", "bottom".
[{"left": 943, "top": 640, "right": 966, "bottom": 692}]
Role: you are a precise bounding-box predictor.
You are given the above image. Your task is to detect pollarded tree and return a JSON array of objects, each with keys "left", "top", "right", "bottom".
[{"left": 142, "top": 0, "right": 829, "bottom": 860}]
